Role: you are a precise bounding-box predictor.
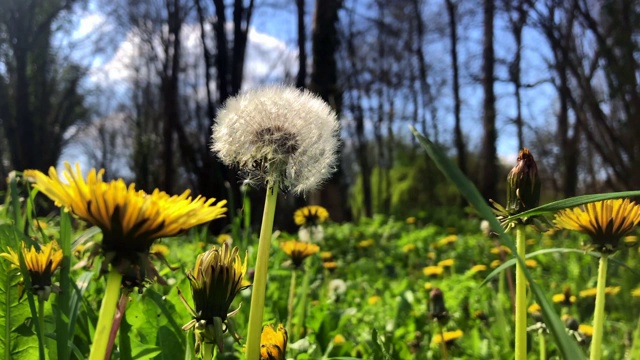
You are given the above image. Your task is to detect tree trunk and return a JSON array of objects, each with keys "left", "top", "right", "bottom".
[
  {"left": 479, "top": 0, "right": 498, "bottom": 201},
  {"left": 296, "top": 0, "right": 306, "bottom": 88}
]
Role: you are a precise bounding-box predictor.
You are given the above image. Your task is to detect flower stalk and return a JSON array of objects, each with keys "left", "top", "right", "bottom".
[
  {"left": 286, "top": 269, "right": 297, "bottom": 332},
  {"left": 590, "top": 254, "right": 608, "bottom": 360},
  {"left": 515, "top": 225, "right": 527, "bottom": 360},
  {"left": 89, "top": 269, "right": 123, "bottom": 360},
  {"left": 246, "top": 183, "right": 279, "bottom": 360},
  {"left": 37, "top": 297, "right": 46, "bottom": 355}
]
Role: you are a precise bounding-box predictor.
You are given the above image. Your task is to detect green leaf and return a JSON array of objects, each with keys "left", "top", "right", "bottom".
[
  {"left": 506, "top": 191, "right": 640, "bottom": 220},
  {"left": 0, "top": 261, "right": 39, "bottom": 359},
  {"left": 410, "top": 126, "right": 586, "bottom": 359},
  {"left": 481, "top": 248, "right": 640, "bottom": 287},
  {"left": 54, "top": 210, "right": 72, "bottom": 360}
]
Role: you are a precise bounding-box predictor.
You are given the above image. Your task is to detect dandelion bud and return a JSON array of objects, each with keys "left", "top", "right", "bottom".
[
  {"left": 428, "top": 287, "right": 449, "bottom": 325},
  {"left": 506, "top": 148, "right": 541, "bottom": 215}
]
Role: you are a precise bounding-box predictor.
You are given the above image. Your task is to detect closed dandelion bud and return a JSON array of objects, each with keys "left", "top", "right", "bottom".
[
  {"left": 428, "top": 287, "right": 449, "bottom": 325},
  {"left": 506, "top": 148, "right": 541, "bottom": 215}
]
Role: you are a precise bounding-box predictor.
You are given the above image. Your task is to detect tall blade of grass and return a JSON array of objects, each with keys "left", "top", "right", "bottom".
[
  {"left": 54, "top": 210, "right": 72, "bottom": 360},
  {"left": 482, "top": 248, "right": 640, "bottom": 287},
  {"left": 410, "top": 126, "right": 585, "bottom": 359},
  {"left": 68, "top": 271, "right": 93, "bottom": 348}
]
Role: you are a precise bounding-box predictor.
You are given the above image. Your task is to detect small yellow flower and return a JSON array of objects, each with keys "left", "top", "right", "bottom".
[
  {"left": 150, "top": 244, "right": 170, "bottom": 257},
  {"left": 333, "top": 334, "right": 346, "bottom": 345},
  {"left": 579, "top": 286, "right": 621, "bottom": 298},
  {"left": 217, "top": 233, "right": 233, "bottom": 245},
  {"left": 323, "top": 261, "right": 338, "bottom": 272},
  {"left": 179, "top": 243, "right": 249, "bottom": 354},
  {"left": 24, "top": 162, "right": 227, "bottom": 288},
  {"left": 427, "top": 251, "right": 436, "bottom": 260},
  {"left": 578, "top": 324, "right": 593, "bottom": 337},
  {"left": 357, "top": 239, "right": 374, "bottom": 248},
  {"left": 431, "top": 330, "right": 463, "bottom": 345},
  {"left": 490, "top": 245, "right": 511, "bottom": 255},
  {"left": 320, "top": 251, "right": 333, "bottom": 262},
  {"left": 527, "top": 303, "right": 541, "bottom": 314},
  {"left": 437, "top": 235, "right": 458, "bottom": 247},
  {"left": 424, "top": 282, "right": 433, "bottom": 291},
  {"left": 368, "top": 295, "right": 381, "bottom": 305},
  {"left": 260, "top": 324, "right": 288, "bottom": 360},
  {"left": 525, "top": 259, "right": 538, "bottom": 268},
  {"left": 280, "top": 240, "right": 320, "bottom": 268},
  {"left": 490, "top": 259, "right": 502, "bottom": 268},
  {"left": 406, "top": 217, "right": 417, "bottom": 224},
  {"left": 0, "top": 241, "right": 63, "bottom": 301},
  {"left": 469, "top": 264, "right": 487, "bottom": 274},
  {"left": 552, "top": 293, "right": 576, "bottom": 305},
  {"left": 423, "top": 266, "right": 444, "bottom": 277},
  {"left": 438, "top": 259, "right": 454, "bottom": 267},
  {"left": 624, "top": 235, "right": 638, "bottom": 246},
  {"left": 554, "top": 199, "right": 640, "bottom": 253},
  {"left": 632, "top": 288, "right": 640, "bottom": 297},
  {"left": 294, "top": 205, "right": 329, "bottom": 227},
  {"left": 402, "top": 244, "right": 416, "bottom": 253}
]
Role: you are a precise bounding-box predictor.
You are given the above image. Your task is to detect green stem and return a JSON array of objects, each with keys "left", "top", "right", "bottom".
[
  {"left": 294, "top": 268, "right": 311, "bottom": 340},
  {"left": 245, "top": 183, "right": 279, "bottom": 360},
  {"left": 590, "top": 254, "right": 608, "bottom": 360},
  {"left": 439, "top": 324, "right": 449, "bottom": 360},
  {"left": 539, "top": 331, "right": 546, "bottom": 360},
  {"left": 89, "top": 268, "right": 123, "bottom": 360},
  {"left": 286, "top": 269, "right": 297, "bottom": 332},
  {"left": 515, "top": 225, "right": 527, "bottom": 360},
  {"left": 37, "top": 298, "right": 45, "bottom": 357}
]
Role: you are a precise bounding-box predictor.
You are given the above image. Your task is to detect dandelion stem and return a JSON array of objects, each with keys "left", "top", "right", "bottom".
[
  {"left": 439, "top": 324, "right": 449, "bottom": 360},
  {"left": 515, "top": 224, "right": 527, "bottom": 360},
  {"left": 37, "top": 297, "right": 45, "bottom": 356},
  {"left": 89, "top": 268, "right": 123, "bottom": 360},
  {"left": 105, "top": 291, "right": 129, "bottom": 360},
  {"left": 539, "top": 330, "right": 546, "bottom": 360},
  {"left": 286, "top": 269, "right": 297, "bottom": 332},
  {"left": 590, "top": 254, "right": 608, "bottom": 360},
  {"left": 245, "top": 182, "right": 279, "bottom": 360}
]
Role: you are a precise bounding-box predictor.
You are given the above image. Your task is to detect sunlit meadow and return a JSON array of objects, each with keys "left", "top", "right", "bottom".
[{"left": 1, "top": 88, "right": 640, "bottom": 360}]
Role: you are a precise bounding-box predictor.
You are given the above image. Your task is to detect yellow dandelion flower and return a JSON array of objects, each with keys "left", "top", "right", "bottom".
[
  {"left": 406, "top": 217, "right": 417, "bottom": 224},
  {"left": 280, "top": 240, "right": 320, "bottom": 268},
  {"left": 438, "top": 259, "right": 454, "bottom": 267},
  {"left": 579, "top": 286, "right": 621, "bottom": 298},
  {"left": 632, "top": 288, "right": 640, "bottom": 297},
  {"left": 217, "top": 233, "right": 233, "bottom": 245},
  {"left": 554, "top": 199, "right": 640, "bottom": 253},
  {"left": 490, "top": 245, "right": 511, "bottom": 255},
  {"left": 432, "top": 330, "right": 463, "bottom": 345},
  {"left": 333, "top": 334, "right": 346, "bottom": 345},
  {"left": 0, "top": 241, "right": 63, "bottom": 301},
  {"left": 424, "top": 282, "right": 433, "bottom": 291},
  {"left": 368, "top": 295, "right": 381, "bottom": 305},
  {"left": 427, "top": 251, "right": 436, "bottom": 260},
  {"left": 469, "top": 264, "right": 487, "bottom": 274},
  {"left": 259, "top": 324, "right": 288, "bottom": 360},
  {"left": 437, "top": 235, "right": 458, "bottom": 247},
  {"left": 180, "top": 243, "right": 249, "bottom": 354},
  {"left": 525, "top": 259, "right": 538, "bottom": 268},
  {"left": 357, "top": 239, "right": 374, "bottom": 248},
  {"left": 490, "top": 259, "right": 502, "bottom": 268},
  {"left": 402, "top": 244, "right": 416, "bottom": 253},
  {"left": 578, "top": 324, "right": 593, "bottom": 337},
  {"left": 423, "top": 266, "right": 444, "bottom": 277},
  {"left": 527, "top": 303, "right": 541, "bottom": 314},
  {"left": 552, "top": 293, "right": 576, "bottom": 305},
  {"left": 24, "top": 162, "right": 227, "bottom": 288},
  {"left": 294, "top": 205, "right": 329, "bottom": 227},
  {"left": 150, "top": 244, "right": 170, "bottom": 257},
  {"left": 624, "top": 235, "right": 638, "bottom": 246},
  {"left": 323, "top": 261, "right": 338, "bottom": 272},
  {"left": 320, "top": 251, "right": 333, "bottom": 262}
]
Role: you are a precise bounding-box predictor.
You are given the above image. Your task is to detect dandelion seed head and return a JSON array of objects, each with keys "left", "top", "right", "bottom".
[{"left": 211, "top": 85, "right": 340, "bottom": 194}]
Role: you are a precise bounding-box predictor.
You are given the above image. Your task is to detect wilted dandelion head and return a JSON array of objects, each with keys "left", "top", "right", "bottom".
[{"left": 211, "top": 85, "right": 340, "bottom": 194}]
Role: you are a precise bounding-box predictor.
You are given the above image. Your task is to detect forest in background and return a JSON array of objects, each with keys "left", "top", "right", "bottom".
[{"left": 0, "top": 0, "right": 639, "bottom": 229}]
